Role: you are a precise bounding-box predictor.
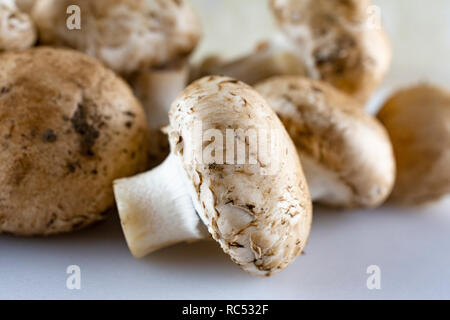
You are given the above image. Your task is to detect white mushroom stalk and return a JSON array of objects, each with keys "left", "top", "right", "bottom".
[
  {"left": 114, "top": 76, "right": 313, "bottom": 276},
  {"left": 128, "top": 62, "right": 190, "bottom": 167},
  {"left": 114, "top": 153, "right": 209, "bottom": 257}
]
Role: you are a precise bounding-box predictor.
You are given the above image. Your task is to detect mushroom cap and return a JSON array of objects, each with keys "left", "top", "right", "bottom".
[
  {"left": 377, "top": 85, "right": 450, "bottom": 204},
  {"left": 0, "top": 0, "right": 36, "bottom": 51},
  {"left": 32, "top": 0, "right": 202, "bottom": 74},
  {"left": 0, "top": 47, "right": 149, "bottom": 235},
  {"left": 167, "top": 76, "right": 312, "bottom": 276},
  {"left": 15, "top": 0, "right": 35, "bottom": 13},
  {"left": 256, "top": 76, "right": 395, "bottom": 208},
  {"left": 270, "top": 0, "right": 391, "bottom": 103}
]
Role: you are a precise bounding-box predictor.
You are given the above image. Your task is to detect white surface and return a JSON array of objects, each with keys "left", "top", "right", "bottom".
[
  {"left": 1, "top": 0, "right": 450, "bottom": 300},
  {"left": 1, "top": 200, "right": 450, "bottom": 300}
]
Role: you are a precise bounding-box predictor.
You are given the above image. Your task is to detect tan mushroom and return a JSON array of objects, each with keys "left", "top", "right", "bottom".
[
  {"left": 15, "top": 0, "right": 34, "bottom": 13},
  {"left": 377, "top": 84, "right": 450, "bottom": 205},
  {"left": 0, "top": 47, "right": 149, "bottom": 236},
  {"left": 256, "top": 76, "right": 396, "bottom": 208},
  {"left": 0, "top": 0, "right": 36, "bottom": 51},
  {"left": 270, "top": 0, "right": 392, "bottom": 104},
  {"left": 114, "top": 76, "right": 313, "bottom": 276},
  {"left": 33, "top": 0, "right": 202, "bottom": 167},
  {"left": 32, "top": 0, "right": 201, "bottom": 75}
]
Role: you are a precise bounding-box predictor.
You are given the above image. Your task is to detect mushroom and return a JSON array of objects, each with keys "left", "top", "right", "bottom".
[
  {"left": 0, "top": 0, "right": 36, "bottom": 51},
  {"left": 114, "top": 76, "right": 313, "bottom": 276},
  {"left": 32, "top": 0, "right": 201, "bottom": 75},
  {"left": 32, "top": 0, "right": 202, "bottom": 167},
  {"left": 0, "top": 47, "right": 149, "bottom": 236},
  {"left": 270, "top": 0, "right": 392, "bottom": 104},
  {"left": 255, "top": 76, "right": 396, "bottom": 208},
  {"left": 15, "top": 0, "right": 34, "bottom": 13},
  {"left": 377, "top": 84, "right": 450, "bottom": 205},
  {"left": 191, "top": 36, "right": 307, "bottom": 86}
]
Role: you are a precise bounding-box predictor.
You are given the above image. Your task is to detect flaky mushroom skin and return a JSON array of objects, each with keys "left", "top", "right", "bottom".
[
  {"left": 256, "top": 76, "right": 395, "bottom": 208},
  {"left": 270, "top": 0, "right": 391, "bottom": 103},
  {"left": 377, "top": 85, "right": 450, "bottom": 205},
  {"left": 0, "top": 0, "right": 36, "bottom": 51},
  {"left": 32, "top": 0, "right": 201, "bottom": 75},
  {"left": 168, "top": 76, "right": 312, "bottom": 276},
  {"left": 0, "top": 47, "right": 149, "bottom": 235}
]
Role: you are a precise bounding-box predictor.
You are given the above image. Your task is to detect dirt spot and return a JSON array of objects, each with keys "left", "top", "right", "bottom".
[
  {"left": 125, "top": 121, "right": 133, "bottom": 129},
  {"left": 42, "top": 129, "right": 58, "bottom": 143},
  {"left": 124, "top": 111, "right": 136, "bottom": 118},
  {"left": 71, "top": 103, "right": 100, "bottom": 156}
]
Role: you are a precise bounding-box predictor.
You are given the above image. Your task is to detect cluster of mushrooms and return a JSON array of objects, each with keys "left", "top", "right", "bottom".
[{"left": 0, "top": 0, "right": 448, "bottom": 277}]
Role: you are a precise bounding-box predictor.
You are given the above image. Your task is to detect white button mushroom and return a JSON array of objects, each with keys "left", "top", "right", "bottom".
[
  {"left": 0, "top": 47, "right": 149, "bottom": 235},
  {"left": 377, "top": 85, "right": 450, "bottom": 205},
  {"left": 269, "top": 0, "right": 392, "bottom": 104},
  {"left": 255, "top": 76, "right": 396, "bottom": 208},
  {"left": 0, "top": 0, "right": 36, "bottom": 51},
  {"left": 114, "top": 76, "right": 313, "bottom": 276}
]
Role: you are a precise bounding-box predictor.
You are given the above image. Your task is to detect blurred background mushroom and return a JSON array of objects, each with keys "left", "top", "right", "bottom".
[
  {"left": 377, "top": 85, "right": 450, "bottom": 205},
  {"left": 0, "top": 0, "right": 36, "bottom": 51},
  {"left": 192, "top": 0, "right": 391, "bottom": 105},
  {"left": 32, "top": 0, "right": 202, "bottom": 167}
]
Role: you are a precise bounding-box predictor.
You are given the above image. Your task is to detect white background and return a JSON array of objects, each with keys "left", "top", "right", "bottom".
[{"left": 1, "top": 0, "right": 449, "bottom": 299}]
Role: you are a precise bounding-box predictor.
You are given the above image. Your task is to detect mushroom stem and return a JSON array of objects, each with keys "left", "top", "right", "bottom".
[
  {"left": 130, "top": 63, "right": 189, "bottom": 130},
  {"left": 114, "top": 153, "right": 208, "bottom": 258},
  {"left": 191, "top": 34, "right": 306, "bottom": 85},
  {"left": 129, "top": 63, "right": 189, "bottom": 167}
]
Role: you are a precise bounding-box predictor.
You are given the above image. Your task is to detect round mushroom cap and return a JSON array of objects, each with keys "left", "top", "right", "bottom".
[
  {"left": 270, "top": 0, "right": 391, "bottom": 103},
  {"left": 32, "top": 0, "right": 202, "bottom": 74},
  {"left": 0, "top": 47, "right": 149, "bottom": 236},
  {"left": 0, "top": 0, "right": 37, "bottom": 51},
  {"left": 256, "top": 76, "right": 396, "bottom": 208},
  {"left": 168, "top": 76, "right": 313, "bottom": 276},
  {"left": 377, "top": 85, "right": 450, "bottom": 205}
]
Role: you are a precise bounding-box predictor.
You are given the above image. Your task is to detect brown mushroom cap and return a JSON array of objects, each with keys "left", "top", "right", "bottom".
[
  {"left": 377, "top": 85, "right": 450, "bottom": 205},
  {"left": 168, "top": 76, "right": 313, "bottom": 276},
  {"left": 256, "top": 76, "right": 396, "bottom": 208},
  {"left": 15, "top": 0, "right": 34, "bottom": 13},
  {"left": 0, "top": 47, "right": 149, "bottom": 235},
  {"left": 270, "top": 0, "right": 391, "bottom": 103},
  {"left": 32, "top": 0, "right": 202, "bottom": 75},
  {"left": 0, "top": 0, "right": 36, "bottom": 51}
]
